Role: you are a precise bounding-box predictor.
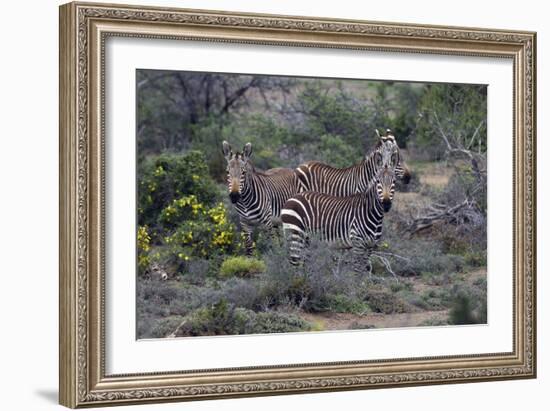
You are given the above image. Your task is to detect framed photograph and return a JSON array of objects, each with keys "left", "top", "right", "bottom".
[{"left": 59, "top": 1, "right": 536, "bottom": 408}]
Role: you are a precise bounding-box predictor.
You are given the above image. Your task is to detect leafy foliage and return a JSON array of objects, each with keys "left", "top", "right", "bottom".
[
  {"left": 219, "top": 257, "right": 267, "bottom": 278},
  {"left": 416, "top": 83, "right": 487, "bottom": 158},
  {"left": 154, "top": 200, "right": 240, "bottom": 273},
  {"left": 138, "top": 151, "right": 218, "bottom": 228},
  {"left": 137, "top": 225, "right": 151, "bottom": 275},
  {"left": 449, "top": 280, "right": 487, "bottom": 325}
]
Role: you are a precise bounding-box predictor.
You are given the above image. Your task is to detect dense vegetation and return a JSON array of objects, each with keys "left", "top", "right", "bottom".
[{"left": 136, "top": 70, "right": 487, "bottom": 338}]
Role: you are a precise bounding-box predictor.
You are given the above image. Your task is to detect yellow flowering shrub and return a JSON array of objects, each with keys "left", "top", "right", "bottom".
[
  {"left": 138, "top": 151, "right": 218, "bottom": 228},
  {"left": 159, "top": 195, "right": 206, "bottom": 226},
  {"left": 157, "top": 199, "right": 241, "bottom": 270},
  {"left": 137, "top": 225, "right": 151, "bottom": 274},
  {"left": 137, "top": 151, "right": 232, "bottom": 274}
]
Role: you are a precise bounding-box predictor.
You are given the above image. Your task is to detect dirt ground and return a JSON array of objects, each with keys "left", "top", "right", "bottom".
[{"left": 301, "top": 310, "right": 449, "bottom": 330}]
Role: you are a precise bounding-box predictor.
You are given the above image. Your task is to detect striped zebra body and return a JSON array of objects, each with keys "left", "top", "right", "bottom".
[
  {"left": 223, "top": 141, "right": 301, "bottom": 254},
  {"left": 296, "top": 129, "right": 409, "bottom": 196},
  {"left": 234, "top": 167, "right": 301, "bottom": 229},
  {"left": 296, "top": 158, "right": 377, "bottom": 197},
  {"left": 282, "top": 161, "right": 396, "bottom": 272}
]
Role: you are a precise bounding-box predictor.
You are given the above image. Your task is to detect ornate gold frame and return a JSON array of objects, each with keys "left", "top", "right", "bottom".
[{"left": 59, "top": 1, "right": 536, "bottom": 408}]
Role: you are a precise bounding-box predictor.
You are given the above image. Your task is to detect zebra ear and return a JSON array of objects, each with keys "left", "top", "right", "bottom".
[
  {"left": 222, "top": 141, "right": 232, "bottom": 159},
  {"left": 375, "top": 129, "right": 383, "bottom": 142},
  {"left": 242, "top": 142, "right": 253, "bottom": 160}
]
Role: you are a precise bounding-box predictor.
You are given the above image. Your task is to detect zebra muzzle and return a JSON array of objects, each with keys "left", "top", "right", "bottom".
[
  {"left": 229, "top": 191, "right": 241, "bottom": 203},
  {"left": 382, "top": 198, "right": 392, "bottom": 212}
]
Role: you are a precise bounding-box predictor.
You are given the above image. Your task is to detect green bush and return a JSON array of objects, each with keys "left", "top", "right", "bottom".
[
  {"left": 219, "top": 256, "right": 266, "bottom": 278},
  {"left": 322, "top": 294, "right": 370, "bottom": 314},
  {"left": 259, "top": 238, "right": 360, "bottom": 312},
  {"left": 418, "top": 288, "right": 453, "bottom": 310},
  {"left": 190, "top": 114, "right": 294, "bottom": 174},
  {"left": 311, "top": 134, "right": 359, "bottom": 168},
  {"left": 365, "top": 285, "right": 410, "bottom": 314},
  {"left": 416, "top": 84, "right": 487, "bottom": 156},
  {"left": 149, "top": 200, "right": 242, "bottom": 274},
  {"left": 257, "top": 237, "right": 412, "bottom": 314},
  {"left": 248, "top": 311, "right": 312, "bottom": 334},
  {"left": 375, "top": 224, "right": 469, "bottom": 278},
  {"left": 296, "top": 81, "right": 372, "bottom": 148},
  {"left": 137, "top": 277, "right": 257, "bottom": 338},
  {"left": 464, "top": 251, "right": 487, "bottom": 267},
  {"left": 174, "top": 300, "right": 311, "bottom": 336},
  {"left": 137, "top": 151, "right": 218, "bottom": 228},
  {"left": 449, "top": 289, "right": 487, "bottom": 325},
  {"left": 449, "top": 294, "right": 477, "bottom": 325}
]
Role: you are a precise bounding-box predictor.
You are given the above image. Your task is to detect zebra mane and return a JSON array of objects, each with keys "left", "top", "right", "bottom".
[
  {"left": 241, "top": 159, "right": 295, "bottom": 178},
  {"left": 351, "top": 177, "right": 382, "bottom": 199},
  {"left": 245, "top": 162, "right": 275, "bottom": 176}
]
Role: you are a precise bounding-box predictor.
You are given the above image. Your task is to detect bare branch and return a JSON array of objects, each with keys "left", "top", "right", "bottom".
[
  {"left": 370, "top": 251, "right": 399, "bottom": 282},
  {"left": 466, "top": 120, "right": 485, "bottom": 150},
  {"left": 136, "top": 72, "right": 172, "bottom": 90},
  {"left": 221, "top": 77, "right": 257, "bottom": 113},
  {"left": 408, "top": 198, "right": 472, "bottom": 234}
]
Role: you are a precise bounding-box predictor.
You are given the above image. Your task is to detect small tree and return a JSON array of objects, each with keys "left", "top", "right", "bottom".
[{"left": 408, "top": 84, "right": 487, "bottom": 235}]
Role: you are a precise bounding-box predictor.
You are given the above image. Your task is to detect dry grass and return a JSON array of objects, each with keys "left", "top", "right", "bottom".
[
  {"left": 410, "top": 160, "right": 454, "bottom": 189},
  {"left": 391, "top": 191, "right": 430, "bottom": 214}
]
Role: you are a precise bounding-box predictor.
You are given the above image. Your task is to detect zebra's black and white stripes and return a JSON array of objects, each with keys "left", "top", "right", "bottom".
[
  {"left": 282, "top": 145, "right": 397, "bottom": 272},
  {"left": 223, "top": 130, "right": 409, "bottom": 264},
  {"left": 295, "top": 129, "right": 410, "bottom": 196},
  {"left": 223, "top": 141, "right": 301, "bottom": 254}
]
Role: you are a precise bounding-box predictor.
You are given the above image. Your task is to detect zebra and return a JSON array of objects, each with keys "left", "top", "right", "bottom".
[
  {"left": 223, "top": 141, "right": 301, "bottom": 255},
  {"left": 281, "top": 149, "right": 397, "bottom": 273},
  {"left": 295, "top": 129, "right": 410, "bottom": 196}
]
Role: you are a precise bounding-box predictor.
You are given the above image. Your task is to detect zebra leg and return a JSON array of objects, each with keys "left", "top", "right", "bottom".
[
  {"left": 283, "top": 226, "right": 306, "bottom": 266},
  {"left": 350, "top": 234, "right": 372, "bottom": 275},
  {"left": 263, "top": 219, "right": 277, "bottom": 244},
  {"left": 289, "top": 234, "right": 306, "bottom": 266},
  {"left": 240, "top": 220, "right": 255, "bottom": 256},
  {"left": 258, "top": 214, "right": 282, "bottom": 249},
  {"left": 351, "top": 246, "right": 366, "bottom": 274},
  {"left": 270, "top": 223, "right": 282, "bottom": 246},
  {"left": 349, "top": 231, "right": 363, "bottom": 273},
  {"left": 363, "top": 248, "right": 373, "bottom": 277}
]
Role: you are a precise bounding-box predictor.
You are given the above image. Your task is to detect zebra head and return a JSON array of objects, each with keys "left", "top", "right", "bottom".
[
  {"left": 222, "top": 141, "right": 252, "bottom": 204},
  {"left": 373, "top": 147, "right": 397, "bottom": 213},
  {"left": 375, "top": 129, "right": 411, "bottom": 184}
]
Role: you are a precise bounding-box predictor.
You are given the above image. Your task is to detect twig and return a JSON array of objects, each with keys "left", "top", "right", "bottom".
[
  {"left": 373, "top": 251, "right": 412, "bottom": 263},
  {"left": 466, "top": 120, "right": 485, "bottom": 150},
  {"left": 370, "top": 251, "right": 400, "bottom": 282}
]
